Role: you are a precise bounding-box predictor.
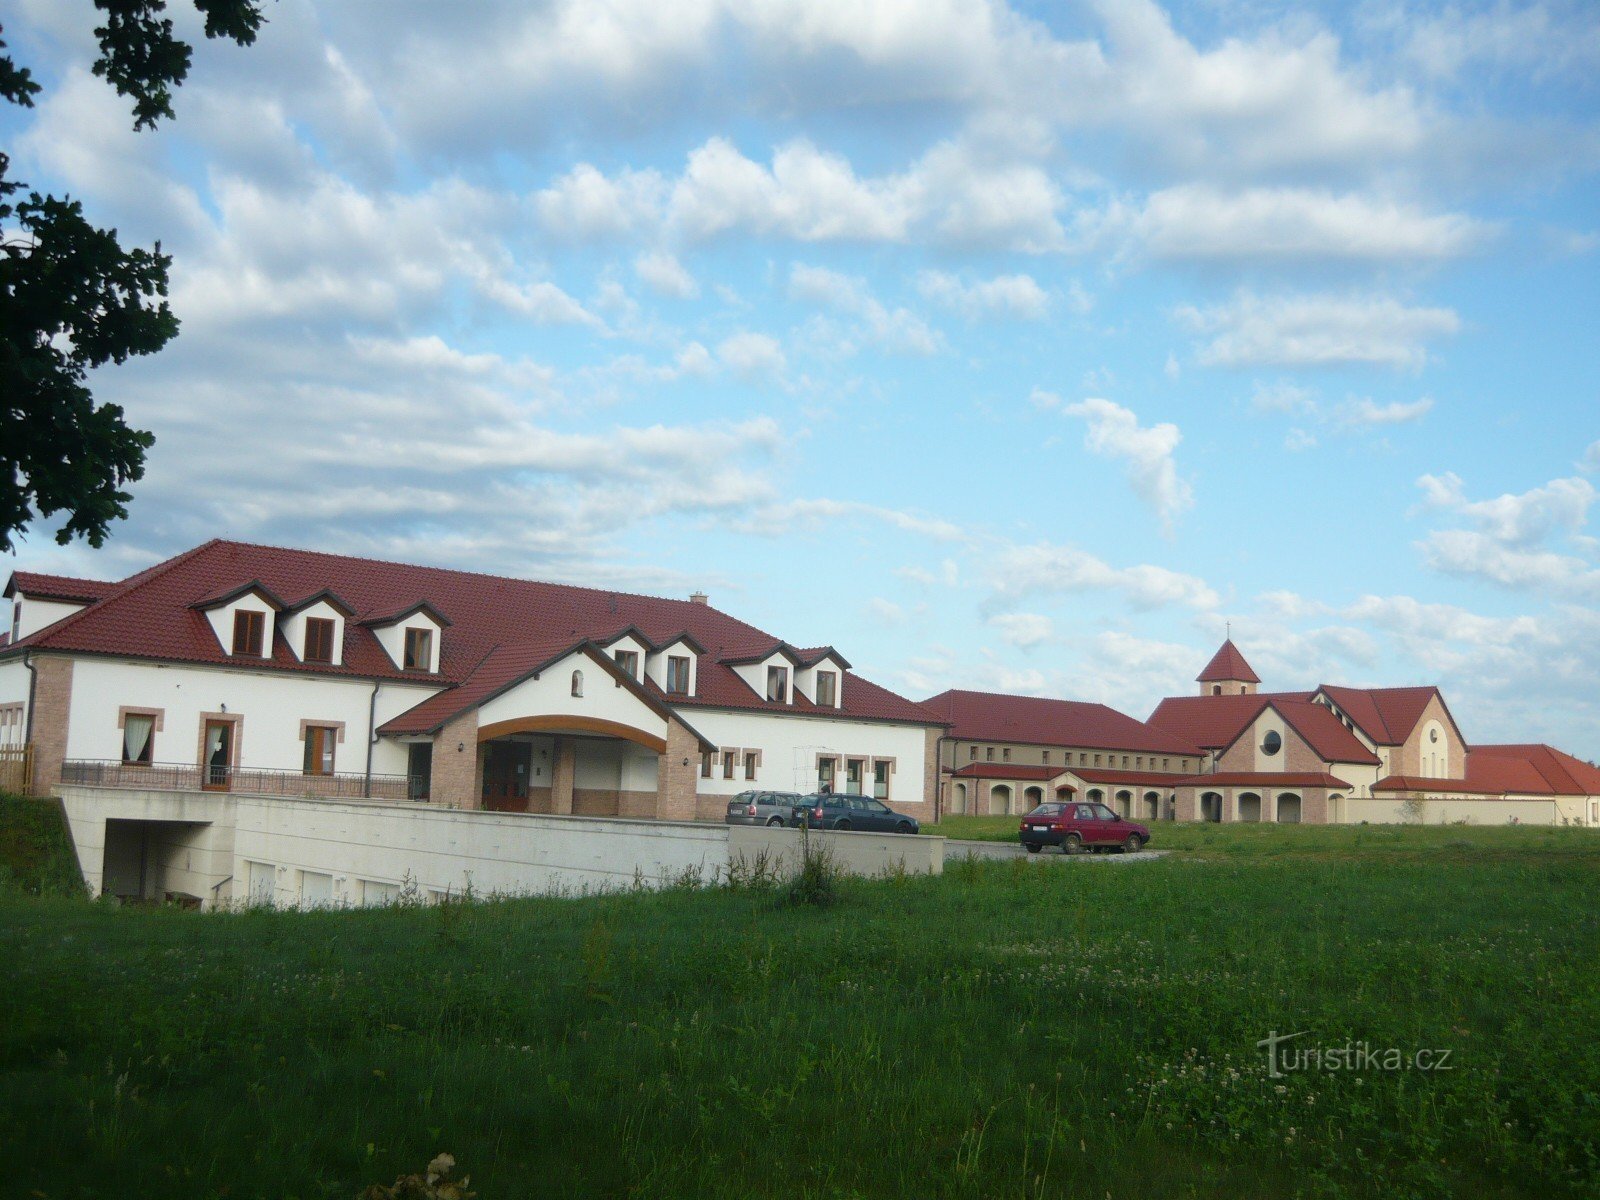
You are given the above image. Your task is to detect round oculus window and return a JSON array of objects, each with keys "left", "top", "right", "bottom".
[{"left": 1262, "top": 730, "right": 1282, "bottom": 756}]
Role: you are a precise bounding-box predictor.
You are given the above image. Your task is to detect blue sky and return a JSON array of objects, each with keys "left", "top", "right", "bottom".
[{"left": 4, "top": 0, "right": 1598, "bottom": 756}]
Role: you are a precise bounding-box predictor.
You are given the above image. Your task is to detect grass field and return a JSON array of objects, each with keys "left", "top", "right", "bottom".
[{"left": 2, "top": 795, "right": 1597, "bottom": 1199}]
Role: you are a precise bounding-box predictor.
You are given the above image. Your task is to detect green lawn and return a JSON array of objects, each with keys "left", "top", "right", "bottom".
[{"left": 2, "top": 821, "right": 1597, "bottom": 1199}]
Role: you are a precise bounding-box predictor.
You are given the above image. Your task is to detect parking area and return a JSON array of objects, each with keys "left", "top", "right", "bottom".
[{"left": 945, "top": 839, "right": 1170, "bottom": 863}]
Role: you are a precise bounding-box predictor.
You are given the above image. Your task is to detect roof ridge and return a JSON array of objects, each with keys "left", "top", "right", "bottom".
[{"left": 8, "top": 538, "right": 224, "bottom": 653}]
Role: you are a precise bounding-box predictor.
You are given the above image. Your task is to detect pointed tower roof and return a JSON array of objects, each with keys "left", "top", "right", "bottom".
[{"left": 1197, "top": 639, "right": 1260, "bottom": 684}]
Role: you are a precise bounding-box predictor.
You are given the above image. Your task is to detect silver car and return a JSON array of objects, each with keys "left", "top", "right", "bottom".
[{"left": 724, "top": 790, "right": 803, "bottom": 826}]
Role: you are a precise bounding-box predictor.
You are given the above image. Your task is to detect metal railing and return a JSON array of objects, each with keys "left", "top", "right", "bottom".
[{"left": 60, "top": 759, "right": 424, "bottom": 802}]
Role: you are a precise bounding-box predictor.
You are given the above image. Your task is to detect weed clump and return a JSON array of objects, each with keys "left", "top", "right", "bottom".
[{"left": 782, "top": 827, "right": 841, "bottom": 908}]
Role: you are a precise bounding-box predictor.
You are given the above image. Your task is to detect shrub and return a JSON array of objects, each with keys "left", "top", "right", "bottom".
[{"left": 782, "top": 826, "right": 840, "bottom": 908}]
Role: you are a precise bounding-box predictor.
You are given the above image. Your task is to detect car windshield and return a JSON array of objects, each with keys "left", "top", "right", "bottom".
[{"left": 1026, "top": 803, "right": 1066, "bottom": 818}]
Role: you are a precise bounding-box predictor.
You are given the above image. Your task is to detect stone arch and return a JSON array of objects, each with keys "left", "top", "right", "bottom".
[
  {"left": 989, "top": 784, "right": 1013, "bottom": 816},
  {"left": 1086, "top": 788, "right": 1104, "bottom": 804},
  {"left": 1023, "top": 785, "right": 1044, "bottom": 810},
  {"left": 1201, "top": 791, "right": 1223, "bottom": 823},
  {"left": 1055, "top": 786, "right": 1074, "bottom": 801},
  {"left": 477, "top": 715, "right": 667, "bottom": 755},
  {"left": 1328, "top": 793, "right": 1343, "bottom": 824},
  {"left": 952, "top": 782, "right": 968, "bottom": 814},
  {"left": 1276, "top": 792, "right": 1302, "bottom": 823},
  {"left": 1115, "top": 789, "right": 1133, "bottom": 819},
  {"left": 1238, "top": 792, "right": 1262, "bottom": 822},
  {"left": 1142, "top": 790, "right": 1160, "bottom": 820}
]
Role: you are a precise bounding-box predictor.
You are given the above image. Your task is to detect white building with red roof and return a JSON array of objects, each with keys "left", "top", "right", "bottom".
[{"left": 1, "top": 540, "right": 946, "bottom": 838}]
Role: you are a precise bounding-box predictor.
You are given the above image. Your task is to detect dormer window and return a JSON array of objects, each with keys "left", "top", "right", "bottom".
[
  {"left": 232, "top": 610, "right": 265, "bottom": 656},
  {"left": 403, "top": 628, "right": 433, "bottom": 672},
  {"left": 766, "top": 665, "right": 789, "bottom": 703},
  {"left": 666, "top": 654, "right": 691, "bottom": 694},
  {"left": 304, "top": 618, "right": 336, "bottom": 664},
  {"left": 815, "top": 670, "right": 836, "bottom": 706},
  {"left": 614, "top": 649, "right": 639, "bottom": 679}
]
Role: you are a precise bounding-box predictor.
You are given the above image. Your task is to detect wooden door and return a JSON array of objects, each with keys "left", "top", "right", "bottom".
[
  {"left": 482, "top": 742, "right": 532, "bottom": 811},
  {"left": 202, "top": 720, "right": 233, "bottom": 791}
]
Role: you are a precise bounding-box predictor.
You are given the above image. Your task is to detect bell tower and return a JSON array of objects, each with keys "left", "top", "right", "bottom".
[{"left": 1197, "top": 638, "right": 1260, "bottom": 696}]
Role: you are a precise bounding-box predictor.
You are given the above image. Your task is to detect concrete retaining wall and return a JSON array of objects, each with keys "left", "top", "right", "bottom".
[{"left": 57, "top": 786, "right": 944, "bottom": 908}]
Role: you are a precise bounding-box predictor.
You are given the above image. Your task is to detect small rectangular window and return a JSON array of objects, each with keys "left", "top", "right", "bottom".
[
  {"left": 121, "top": 713, "right": 155, "bottom": 765},
  {"left": 303, "top": 725, "right": 336, "bottom": 776},
  {"left": 232, "top": 609, "right": 264, "bottom": 656},
  {"left": 614, "top": 649, "right": 639, "bottom": 678},
  {"left": 815, "top": 670, "right": 836, "bottom": 706},
  {"left": 986, "top": 746, "right": 994, "bottom": 761},
  {"left": 1002, "top": 747, "right": 1012, "bottom": 762},
  {"left": 873, "top": 760, "right": 889, "bottom": 799},
  {"left": 722, "top": 750, "right": 736, "bottom": 780},
  {"left": 968, "top": 745, "right": 978, "bottom": 761},
  {"left": 1122, "top": 755, "right": 1129, "bottom": 769},
  {"left": 744, "top": 751, "right": 758, "bottom": 781},
  {"left": 666, "top": 655, "right": 691, "bottom": 694},
  {"left": 304, "top": 617, "right": 335, "bottom": 664},
  {"left": 403, "top": 627, "right": 433, "bottom": 671},
  {"left": 1042, "top": 751, "right": 1050, "bottom": 765},
  {"left": 700, "top": 752, "right": 712, "bottom": 779},
  {"left": 766, "top": 665, "right": 788, "bottom": 703}
]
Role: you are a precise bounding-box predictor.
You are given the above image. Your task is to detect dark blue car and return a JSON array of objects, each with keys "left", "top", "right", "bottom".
[{"left": 790, "top": 792, "right": 920, "bottom": 834}]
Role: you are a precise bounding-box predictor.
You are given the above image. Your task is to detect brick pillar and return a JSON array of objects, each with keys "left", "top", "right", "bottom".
[
  {"left": 28, "top": 655, "right": 74, "bottom": 795},
  {"left": 1173, "top": 788, "right": 1197, "bottom": 822},
  {"left": 551, "top": 735, "right": 575, "bottom": 815},
  {"left": 1302, "top": 791, "right": 1329, "bottom": 825},
  {"left": 656, "top": 717, "right": 700, "bottom": 821},
  {"left": 431, "top": 709, "right": 481, "bottom": 809},
  {"left": 923, "top": 728, "right": 940, "bottom": 819}
]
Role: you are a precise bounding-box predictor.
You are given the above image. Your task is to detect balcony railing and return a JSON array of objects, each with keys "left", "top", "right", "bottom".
[{"left": 60, "top": 759, "right": 425, "bottom": 802}]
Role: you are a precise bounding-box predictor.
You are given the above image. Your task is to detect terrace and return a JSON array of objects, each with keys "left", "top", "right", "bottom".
[{"left": 59, "top": 759, "right": 423, "bottom": 802}]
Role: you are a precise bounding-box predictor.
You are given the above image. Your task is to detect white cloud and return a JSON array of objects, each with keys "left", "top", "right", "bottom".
[
  {"left": 916, "top": 270, "right": 1049, "bottom": 320},
  {"left": 1581, "top": 440, "right": 1600, "bottom": 474},
  {"left": 1125, "top": 185, "right": 1488, "bottom": 262},
  {"left": 867, "top": 598, "right": 906, "bottom": 623},
  {"left": 1334, "top": 396, "right": 1435, "bottom": 428},
  {"left": 1417, "top": 472, "right": 1595, "bottom": 546},
  {"left": 1415, "top": 471, "right": 1600, "bottom": 598},
  {"left": 1251, "top": 381, "right": 1317, "bottom": 414},
  {"left": 740, "top": 499, "right": 967, "bottom": 543},
  {"left": 988, "top": 612, "right": 1054, "bottom": 649},
  {"left": 1285, "top": 428, "right": 1318, "bottom": 452},
  {"left": 986, "top": 541, "right": 1219, "bottom": 611},
  {"left": 716, "top": 331, "right": 787, "bottom": 379},
  {"left": 633, "top": 250, "right": 699, "bottom": 298},
  {"left": 1176, "top": 292, "right": 1461, "bottom": 370},
  {"left": 534, "top": 163, "right": 666, "bottom": 238},
  {"left": 788, "top": 264, "right": 941, "bottom": 355},
  {"left": 1062, "top": 398, "right": 1194, "bottom": 531},
  {"left": 1390, "top": 2, "right": 1600, "bottom": 84}
]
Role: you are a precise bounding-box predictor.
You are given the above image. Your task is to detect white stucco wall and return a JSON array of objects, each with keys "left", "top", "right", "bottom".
[
  {"left": 63, "top": 658, "right": 439, "bottom": 777},
  {"left": 682, "top": 708, "right": 930, "bottom": 804},
  {"left": 279, "top": 599, "right": 346, "bottom": 666},
  {"left": 201, "top": 594, "right": 276, "bottom": 659},
  {"left": 477, "top": 650, "right": 671, "bottom": 736},
  {"left": 0, "top": 659, "right": 28, "bottom": 707},
  {"left": 1344, "top": 795, "right": 1591, "bottom": 826},
  {"left": 371, "top": 612, "right": 444, "bottom": 674}
]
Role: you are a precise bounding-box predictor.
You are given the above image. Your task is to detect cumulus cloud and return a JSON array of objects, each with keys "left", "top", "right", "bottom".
[
  {"left": 788, "top": 264, "right": 941, "bottom": 355},
  {"left": 985, "top": 541, "right": 1219, "bottom": 611},
  {"left": 633, "top": 250, "right": 699, "bottom": 298},
  {"left": 1581, "top": 440, "right": 1600, "bottom": 474},
  {"left": 916, "top": 270, "right": 1050, "bottom": 320},
  {"left": 1415, "top": 472, "right": 1600, "bottom": 598},
  {"left": 1062, "top": 398, "right": 1194, "bottom": 531},
  {"left": 1176, "top": 292, "right": 1461, "bottom": 370},
  {"left": 988, "top": 612, "right": 1054, "bottom": 649},
  {"left": 1334, "top": 396, "right": 1435, "bottom": 428},
  {"left": 1124, "top": 185, "right": 1488, "bottom": 262},
  {"left": 716, "top": 331, "right": 788, "bottom": 379}
]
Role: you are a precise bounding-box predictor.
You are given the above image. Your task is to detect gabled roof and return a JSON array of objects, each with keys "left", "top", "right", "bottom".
[
  {"left": 190, "top": 579, "right": 289, "bottom": 612},
  {"left": 1315, "top": 685, "right": 1445, "bottom": 747},
  {"left": 922, "top": 689, "right": 1202, "bottom": 755},
  {"left": 1, "top": 538, "right": 939, "bottom": 725},
  {"left": 1197, "top": 639, "right": 1260, "bottom": 684},
  {"left": 1212, "top": 698, "right": 1382, "bottom": 767},
  {"left": 794, "top": 645, "right": 852, "bottom": 670},
  {"left": 719, "top": 641, "right": 805, "bottom": 667},
  {"left": 359, "top": 600, "right": 453, "bottom": 629},
  {"left": 283, "top": 588, "right": 356, "bottom": 618},
  {"left": 1470, "top": 744, "right": 1600, "bottom": 796},
  {"left": 4, "top": 571, "right": 119, "bottom": 603},
  {"left": 1146, "top": 692, "right": 1314, "bottom": 749}
]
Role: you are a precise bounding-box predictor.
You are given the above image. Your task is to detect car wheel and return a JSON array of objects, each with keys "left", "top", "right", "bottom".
[
  {"left": 1062, "top": 833, "right": 1083, "bottom": 855},
  {"left": 1024, "top": 843, "right": 1041, "bottom": 854},
  {"left": 895, "top": 821, "right": 914, "bottom": 835},
  {"left": 766, "top": 816, "right": 785, "bottom": 827},
  {"left": 835, "top": 821, "right": 852, "bottom": 831},
  {"left": 1123, "top": 833, "right": 1145, "bottom": 854}
]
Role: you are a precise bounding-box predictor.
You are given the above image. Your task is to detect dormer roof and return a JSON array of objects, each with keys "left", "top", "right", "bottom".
[
  {"left": 1197, "top": 639, "right": 1260, "bottom": 684},
  {"left": 189, "top": 580, "right": 288, "bottom": 612},
  {"left": 358, "top": 600, "right": 453, "bottom": 629},
  {"left": 283, "top": 588, "right": 356, "bottom": 618},
  {"left": 719, "top": 641, "right": 806, "bottom": 667}
]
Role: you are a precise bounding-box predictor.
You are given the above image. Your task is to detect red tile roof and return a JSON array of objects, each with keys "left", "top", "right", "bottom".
[
  {"left": 3, "top": 539, "right": 941, "bottom": 729},
  {"left": 1197, "top": 639, "right": 1260, "bottom": 683},
  {"left": 950, "top": 763, "right": 1061, "bottom": 781},
  {"left": 1169, "top": 771, "right": 1353, "bottom": 789},
  {"left": 1470, "top": 744, "right": 1600, "bottom": 796},
  {"left": 1316, "top": 685, "right": 1443, "bottom": 746},
  {"left": 922, "top": 689, "right": 1202, "bottom": 755},
  {"left": 1146, "top": 691, "right": 1313, "bottom": 749},
  {"left": 4, "top": 571, "right": 119, "bottom": 603},
  {"left": 1065, "top": 767, "right": 1189, "bottom": 788}
]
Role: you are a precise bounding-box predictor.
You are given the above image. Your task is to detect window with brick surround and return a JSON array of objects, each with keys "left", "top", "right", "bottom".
[
  {"left": 723, "top": 750, "right": 736, "bottom": 779},
  {"left": 303, "top": 725, "right": 337, "bottom": 776},
  {"left": 232, "top": 609, "right": 264, "bottom": 656},
  {"left": 873, "top": 760, "right": 890, "bottom": 799},
  {"left": 744, "top": 751, "right": 758, "bottom": 781},
  {"left": 700, "top": 752, "right": 712, "bottom": 779},
  {"left": 122, "top": 713, "right": 155, "bottom": 765},
  {"left": 304, "top": 617, "right": 335, "bottom": 664}
]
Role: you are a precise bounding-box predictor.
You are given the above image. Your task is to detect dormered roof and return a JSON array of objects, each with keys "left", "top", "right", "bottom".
[
  {"left": 922, "top": 689, "right": 1202, "bottom": 755},
  {"left": 720, "top": 641, "right": 806, "bottom": 667},
  {"left": 0, "top": 539, "right": 939, "bottom": 726},
  {"left": 283, "top": 588, "right": 356, "bottom": 618},
  {"left": 1315, "top": 685, "right": 1446, "bottom": 747},
  {"left": 1197, "top": 639, "right": 1260, "bottom": 683},
  {"left": 4, "top": 572, "right": 119, "bottom": 603},
  {"left": 359, "top": 600, "right": 453, "bottom": 629},
  {"left": 190, "top": 580, "right": 289, "bottom": 612}
]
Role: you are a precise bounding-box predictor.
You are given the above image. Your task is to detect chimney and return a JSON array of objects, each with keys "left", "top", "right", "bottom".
[{"left": 689, "top": 590, "right": 709, "bottom": 606}]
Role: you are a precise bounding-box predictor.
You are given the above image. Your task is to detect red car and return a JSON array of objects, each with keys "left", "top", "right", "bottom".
[{"left": 1019, "top": 801, "right": 1150, "bottom": 854}]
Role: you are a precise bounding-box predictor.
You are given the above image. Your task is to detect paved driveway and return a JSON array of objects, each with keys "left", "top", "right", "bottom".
[{"left": 944, "top": 839, "right": 1169, "bottom": 863}]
